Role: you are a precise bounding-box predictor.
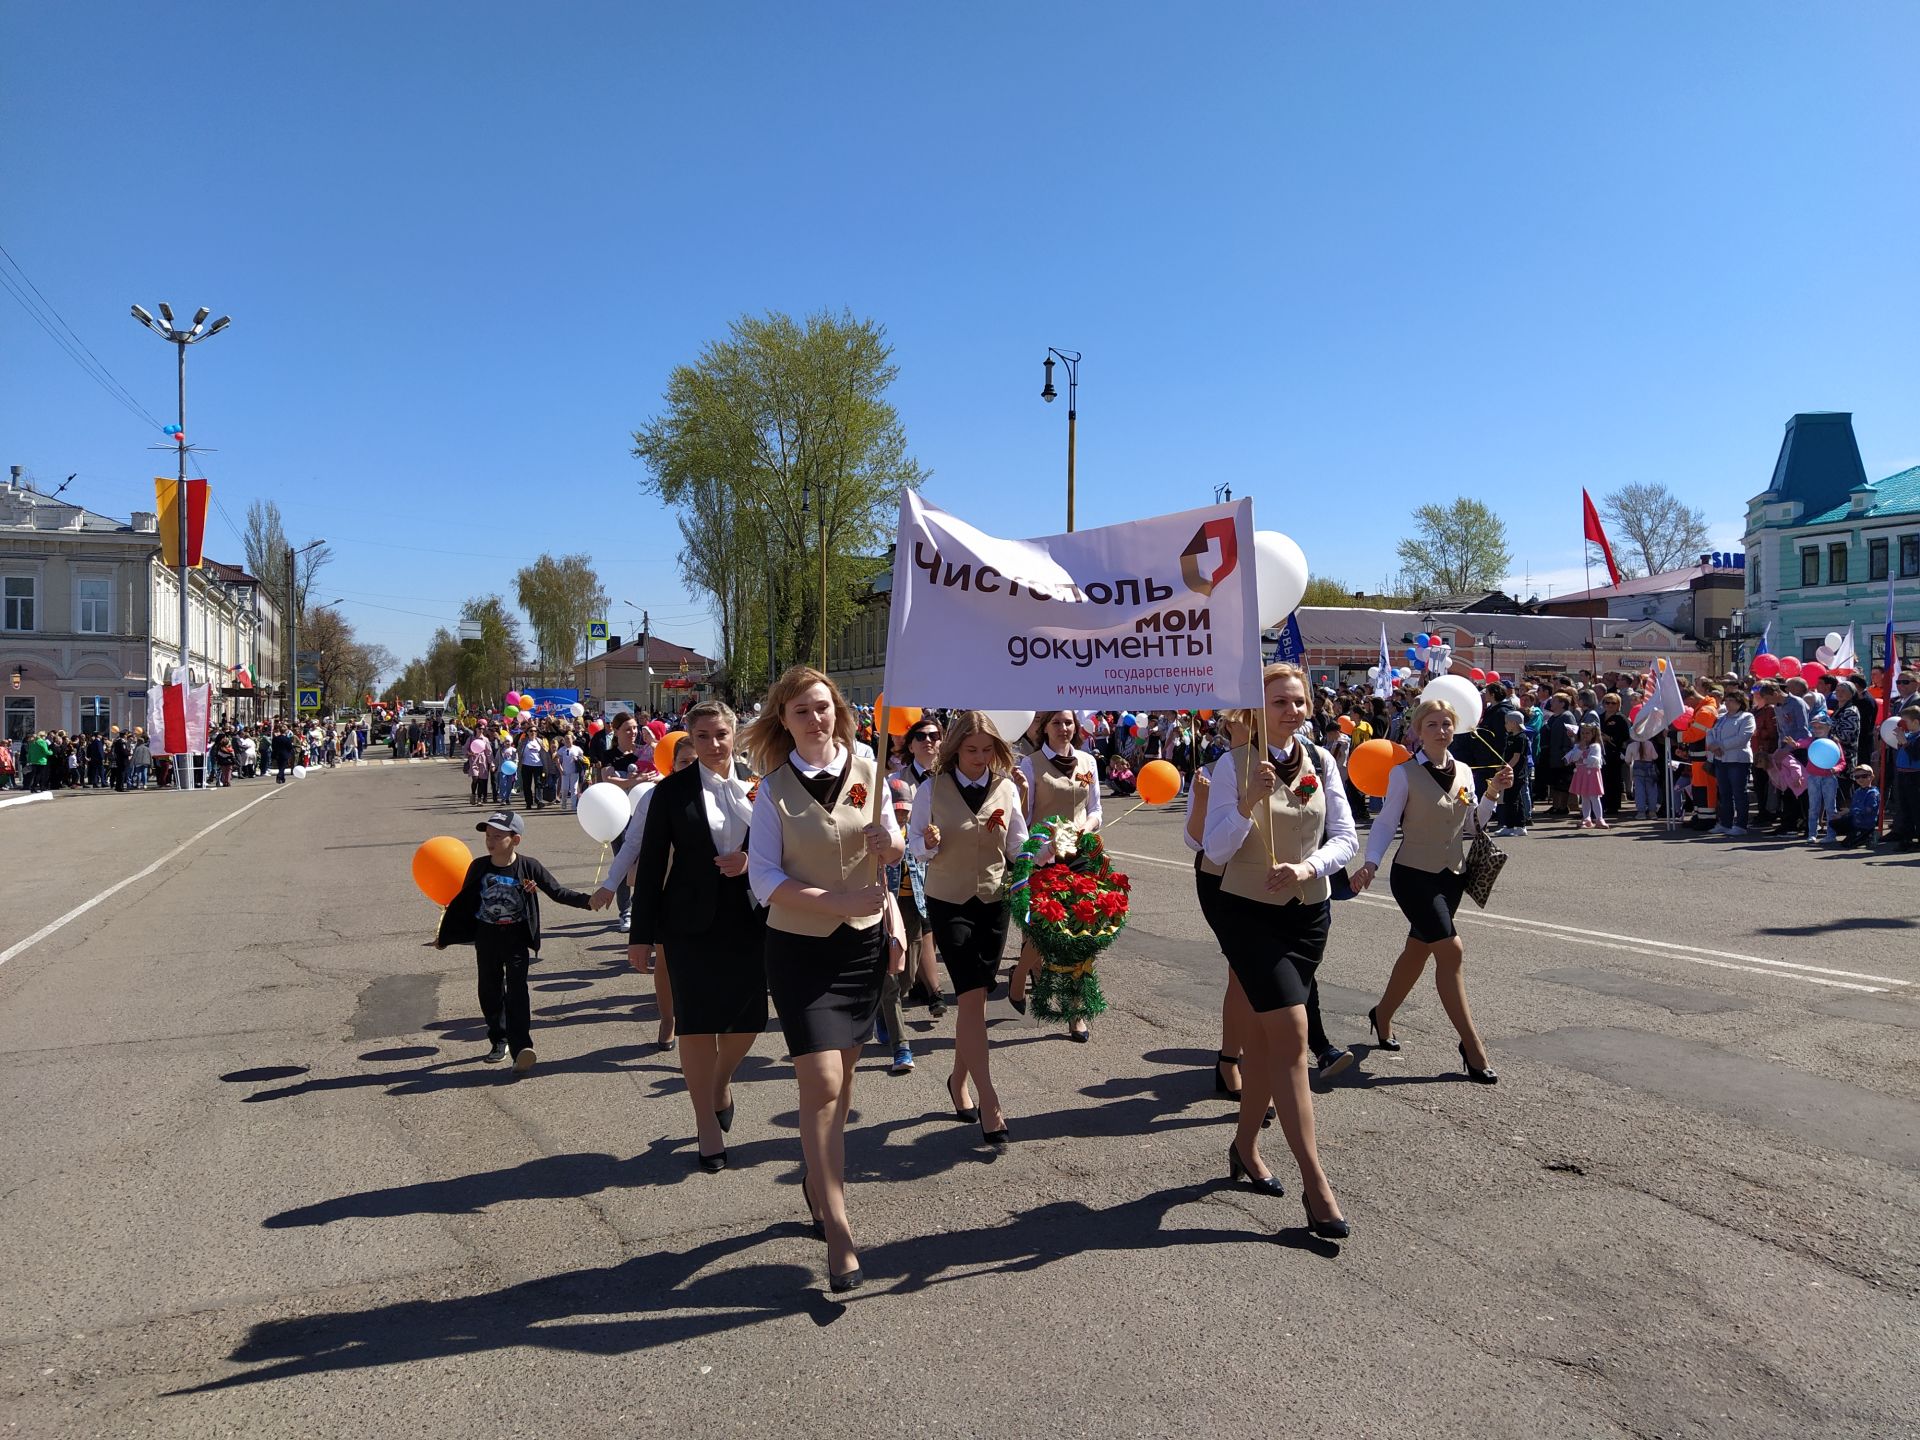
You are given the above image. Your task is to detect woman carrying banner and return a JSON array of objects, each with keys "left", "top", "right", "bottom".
[
  {"left": 1351, "top": 696, "right": 1512, "bottom": 1085},
  {"left": 909, "top": 710, "right": 1028, "bottom": 1146},
  {"left": 1007, "top": 710, "right": 1104, "bottom": 1039},
  {"left": 745, "top": 666, "right": 903, "bottom": 1293},
  {"left": 1200, "top": 662, "right": 1353, "bottom": 1239}
]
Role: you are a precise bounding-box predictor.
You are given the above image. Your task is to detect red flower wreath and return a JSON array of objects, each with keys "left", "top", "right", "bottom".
[{"left": 845, "top": 782, "right": 868, "bottom": 808}]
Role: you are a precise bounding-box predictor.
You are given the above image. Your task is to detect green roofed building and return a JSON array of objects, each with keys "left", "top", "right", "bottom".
[{"left": 1742, "top": 413, "right": 1920, "bottom": 674}]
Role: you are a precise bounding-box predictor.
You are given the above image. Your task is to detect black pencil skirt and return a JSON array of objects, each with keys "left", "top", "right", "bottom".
[
  {"left": 1389, "top": 861, "right": 1467, "bottom": 944},
  {"left": 1193, "top": 852, "right": 1223, "bottom": 935},
  {"left": 765, "top": 921, "right": 886, "bottom": 1056},
  {"left": 925, "top": 894, "right": 1010, "bottom": 997},
  {"left": 1209, "top": 889, "right": 1331, "bottom": 1014},
  {"left": 661, "top": 875, "right": 768, "bottom": 1035}
]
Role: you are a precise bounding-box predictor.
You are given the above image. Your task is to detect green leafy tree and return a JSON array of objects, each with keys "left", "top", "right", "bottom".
[
  {"left": 1600, "top": 482, "right": 1711, "bottom": 578},
  {"left": 514, "top": 553, "right": 608, "bottom": 684},
  {"left": 1395, "top": 498, "right": 1512, "bottom": 600},
  {"left": 457, "top": 595, "right": 525, "bottom": 706},
  {"left": 1301, "top": 576, "right": 1363, "bottom": 607},
  {"left": 632, "top": 309, "right": 925, "bottom": 695}
]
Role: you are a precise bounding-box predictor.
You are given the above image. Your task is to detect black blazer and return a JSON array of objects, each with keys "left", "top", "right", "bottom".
[{"left": 628, "top": 762, "right": 755, "bottom": 944}]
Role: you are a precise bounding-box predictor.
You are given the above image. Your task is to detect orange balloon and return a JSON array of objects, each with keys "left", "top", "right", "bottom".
[
  {"left": 1197, "top": 709, "right": 1214, "bottom": 721},
  {"left": 653, "top": 730, "right": 686, "bottom": 773},
  {"left": 1348, "top": 738, "right": 1408, "bottom": 798},
  {"left": 411, "top": 836, "right": 472, "bottom": 907},
  {"left": 1136, "top": 759, "right": 1182, "bottom": 805},
  {"left": 1337, "top": 714, "right": 1357, "bottom": 735},
  {"left": 875, "top": 694, "right": 923, "bottom": 736}
]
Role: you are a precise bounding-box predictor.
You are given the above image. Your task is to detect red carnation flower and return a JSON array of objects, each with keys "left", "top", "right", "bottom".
[
  {"left": 1034, "top": 897, "right": 1068, "bottom": 922},
  {"left": 1071, "top": 898, "right": 1099, "bottom": 925}
]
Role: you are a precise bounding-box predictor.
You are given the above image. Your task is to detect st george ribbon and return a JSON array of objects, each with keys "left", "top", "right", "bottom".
[{"left": 881, "top": 491, "right": 1264, "bottom": 711}]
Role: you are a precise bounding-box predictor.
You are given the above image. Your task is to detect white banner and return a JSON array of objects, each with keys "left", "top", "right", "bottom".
[{"left": 881, "top": 492, "right": 1264, "bottom": 710}]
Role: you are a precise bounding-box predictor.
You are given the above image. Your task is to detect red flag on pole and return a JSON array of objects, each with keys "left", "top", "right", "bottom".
[{"left": 1582, "top": 489, "right": 1622, "bottom": 587}]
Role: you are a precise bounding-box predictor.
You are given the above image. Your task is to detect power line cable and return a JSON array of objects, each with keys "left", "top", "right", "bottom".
[{"left": 0, "top": 244, "right": 168, "bottom": 430}]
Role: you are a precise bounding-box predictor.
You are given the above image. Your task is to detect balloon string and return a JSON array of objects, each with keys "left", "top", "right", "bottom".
[
  {"left": 1099, "top": 798, "right": 1151, "bottom": 829},
  {"left": 595, "top": 841, "right": 610, "bottom": 886}
]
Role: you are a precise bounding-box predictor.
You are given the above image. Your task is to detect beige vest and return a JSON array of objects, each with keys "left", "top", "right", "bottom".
[
  {"left": 1394, "top": 759, "right": 1470, "bottom": 874},
  {"left": 923, "top": 771, "right": 1020, "bottom": 905},
  {"left": 1219, "top": 742, "right": 1331, "bottom": 906},
  {"left": 1028, "top": 747, "right": 1093, "bottom": 827},
  {"left": 763, "top": 755, "right": 883, "bottom": 937}
]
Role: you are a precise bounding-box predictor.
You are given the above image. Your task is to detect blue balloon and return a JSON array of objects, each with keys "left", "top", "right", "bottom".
[
  {"left": 1415, "top": 633, "right": 1430, "bottom": 647},
  {"left": 1405, "top": 649, "right": 1418, "bottom": 663},
  {"left": 1414, "top": 657, "right": 1428, "bottom": 671},
  {"left": 500, "top": 758, "right": 518, "bottom": 777},
  {"left": 1808, "top": 737, "right": 1843, "bottom": 770}
]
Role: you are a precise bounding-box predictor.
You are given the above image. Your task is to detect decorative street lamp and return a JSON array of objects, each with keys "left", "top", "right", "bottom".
[{"left": 1040, "top": 348, "right": 1081, "bottom": 532}]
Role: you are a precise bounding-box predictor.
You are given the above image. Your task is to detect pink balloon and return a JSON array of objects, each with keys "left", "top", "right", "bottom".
[
  {"left": 1752, "top": 654, "right": 1781, "bottom": 679},
  {"left": 1776, "top": 655, "right": 1802, "bottom": 679},
  {"left": 1800, "top": 662, "right": 1826, "bottom": 684},
  {"left": 505, "top": 691, "right": 522, "bottom": 708}
]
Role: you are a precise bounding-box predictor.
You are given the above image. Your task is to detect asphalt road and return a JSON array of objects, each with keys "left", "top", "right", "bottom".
[{"left": 2, "top": 764, "right": 1915, "bottom": 1438}]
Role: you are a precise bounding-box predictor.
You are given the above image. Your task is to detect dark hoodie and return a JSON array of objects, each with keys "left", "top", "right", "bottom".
[{"left": 435, "top": 852, "right": 589, "bottom": 954}]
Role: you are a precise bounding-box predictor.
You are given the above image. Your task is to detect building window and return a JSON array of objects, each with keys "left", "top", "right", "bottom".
[
  {"left": 1870, "top": 538, "right": 1889, "bottom": 581},
  {"left": 1800, "top": 549, "right": 1820, "bottom": 587},
  {"left": 80, "top": 696, "right": 110, "bottom": 735},
  {"left": 77, "top": 576, "right": 110, "bottom": 634},
  {"left": 1903, "top": 535, "right": 1920, "bottom": 578},
  {"left": 1748, "top": 555, "right": 1759, "bottom": 594},
  {"left": 4, "top": 697, "right": 32, "bottom": 742},
  {"left": 1827, "top": 543, "right": 1849, "bottom": 585},
  {"left": 2, "top": 575, "right": 33, "bottom": 630}
]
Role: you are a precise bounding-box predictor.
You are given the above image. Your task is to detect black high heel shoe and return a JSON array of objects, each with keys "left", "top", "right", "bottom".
[
  {"left": 1368, "top": 1006, "right": 1401, "bottom": 1052},
  {"left": 1214, "top": 1052, "right": 1241, "bottom": 1100},
  {"left": 1227, "top": 1143, "right": 1286, "bottom": 1197},
  {"left": 716, "top": 1098, "right": 736, "bottom": 1134},
  {"left": 981, "top": 1119, "right": 1010, "bottom": 1148},
  {"left": 1459, "top": 1042, "right": 1499, "bottom": 1085},
  {"left": 829, "top": 1266, "right": 864, "bottom": 1293},
  {"left": 1301, "top": 1194, "right": 1351, "bottom": 1240},
  {"left": 697, "top": 1149, "right": 728, "bottom": 1173},
  {"left": 946, "top": 1073, "right": 980, "bottom": 1124}
]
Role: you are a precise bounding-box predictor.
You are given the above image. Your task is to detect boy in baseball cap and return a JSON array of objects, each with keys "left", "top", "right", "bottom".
[{"left": 434, "top": 809, "right": 591, "bottom": 1073}]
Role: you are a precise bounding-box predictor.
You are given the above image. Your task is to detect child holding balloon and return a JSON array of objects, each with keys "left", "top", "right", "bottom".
[{"left": 1804, "top": 718, "right": 1841, "bottom": 842}]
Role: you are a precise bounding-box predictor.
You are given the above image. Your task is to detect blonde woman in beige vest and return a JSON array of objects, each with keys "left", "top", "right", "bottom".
[
  {"left": 1352, "top": 696, "right": 1511, "bottom": 1085},
  {"left": 1200, "top": 663, "right": 1355, "bottom": 1239},
  {"left": 1007, "top": 710, "right": 1104, "bottom": 1037},
  {"left": 907, "top": 711, "right": 1029, "bottom": 1147},
  {"left": 744, "top": 666, "right": 905, "bottom": 1293}
]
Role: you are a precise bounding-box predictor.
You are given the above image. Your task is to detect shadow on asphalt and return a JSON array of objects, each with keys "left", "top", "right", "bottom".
[{"left": 182, "top": 1183, "right": 1304, "bottom": 1395}]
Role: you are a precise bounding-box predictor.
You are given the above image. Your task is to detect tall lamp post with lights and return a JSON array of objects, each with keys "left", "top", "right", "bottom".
[
  {"left": 1040, "top": 348, "right": 1081, "bottom": 532},
  {"left": 130, "top": 303, "right": 230, "bottom": 689}
]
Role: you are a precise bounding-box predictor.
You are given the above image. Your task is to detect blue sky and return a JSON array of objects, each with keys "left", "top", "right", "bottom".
[{"left": 6, "top": 2, "right": 1918, "bottom": 675}]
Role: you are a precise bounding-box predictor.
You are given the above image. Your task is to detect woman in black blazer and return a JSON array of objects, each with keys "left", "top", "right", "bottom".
[{"left": 594, "top": 700, "right": 765, "bottom": 1171}]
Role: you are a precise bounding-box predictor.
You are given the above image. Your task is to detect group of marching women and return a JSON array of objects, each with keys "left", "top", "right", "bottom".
[{"left": 589, "top": 660, "right": 1511, "bottom": 1290}]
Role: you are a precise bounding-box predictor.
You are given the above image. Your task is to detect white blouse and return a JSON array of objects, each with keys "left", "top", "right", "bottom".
[
  {"left": 1362, "top": 759, "right": 1500, "bottom": 868},
  {"left": 1200, "top": 739, "right": 1357, "bottom": 876},
  {"left": 747, "top": 745, "right": 902, "bottom": 907}
]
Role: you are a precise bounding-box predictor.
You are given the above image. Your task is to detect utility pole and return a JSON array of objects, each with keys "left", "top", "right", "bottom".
[{"left": 285, "top": 545, "right": 296, "bottom": 720}]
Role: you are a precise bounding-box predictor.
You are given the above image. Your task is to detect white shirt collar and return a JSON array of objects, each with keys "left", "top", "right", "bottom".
[
  {"left": 791, "top": 745, "right": 846, "bottom": 780},
  {"left": 1040, "top": 743, "right": 1072, "bottom": 761},
  {"left": 955, "top": 769, "right": 990, "bottom": 788}
]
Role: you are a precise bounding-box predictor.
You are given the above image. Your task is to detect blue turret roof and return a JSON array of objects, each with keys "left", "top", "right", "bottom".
[{"left": 1760, "top": 412, "right": 1869, "bottom": 520}]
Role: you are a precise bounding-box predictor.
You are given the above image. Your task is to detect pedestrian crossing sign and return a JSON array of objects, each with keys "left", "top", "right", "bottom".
[
  {"left": 588, "top": 619, "right": 609, "bottom": 641},
  {"left": 297, "top": 688, "right": 321, "bottom": 712}
]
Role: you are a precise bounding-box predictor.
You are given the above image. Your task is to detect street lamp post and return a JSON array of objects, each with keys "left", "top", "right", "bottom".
[
  {"left": 131, "top": 304, "right": 230, "bottom": 695},
  {"left": 286, "top": 540, "right": 326, "bottom": 719},
  {"left": 1484, "top": 630, "right": 1500, "bottom": 677},
  {"left": 1040, "top": 348, "right": 1081, "bottom": 532}
]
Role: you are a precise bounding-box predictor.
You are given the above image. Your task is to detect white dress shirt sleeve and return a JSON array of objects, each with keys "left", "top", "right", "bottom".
[
  {"left": 609, "top": 784, "right": 656, "bottom": 887},
  {"left": 1363, "top": 763, "right": 1409, "bottom": 868},
  {"left": 1201, "top": 748, "right": 1254, "bottom": 866},
  {"left": 1304, "top": 746, "right": 1358, "bottom": 877},
  {"left": 907, "top": 781, "right": 938, "bottom": 859}
]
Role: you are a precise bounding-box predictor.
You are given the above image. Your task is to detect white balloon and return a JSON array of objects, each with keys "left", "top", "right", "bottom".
[
  {"left": 1367, "top": 666, "right": 1381, "bottom": 680},
  {"left": 1253, "top": 531, "right": 1309, "bottom": 628},
  {"left": 1883, "top": 717, "right": 1903, "bottom": 747},
  {"left": 1825, "top": 631, "right": 1844, "bottom": 651},
  {"left": 291, "top": 765, "right": 307, "bottom": 780},
  {"left": 980, "top": 709, "right": 1033, "bottom": 742},
  {"left": 1815, "top": 645, "right": 1835, "bottom": 665},
  {"left": 627, "top": 779, "right": 657, "bottom": 815},
  {"left": 569, "top": 702, "right": 586, "bottom": 718},
  {"left": 1419, "top": 674, "right": 1484, "bottom": 732},
  {"left": 577, "top": 782, "right": 631, "bottom": 843}
]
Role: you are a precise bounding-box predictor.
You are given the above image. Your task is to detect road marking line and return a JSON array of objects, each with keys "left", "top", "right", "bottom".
[
  {"left": 0, "top": 793, "right": 54, "bottom": 812},
  {"left": 0, "top": 786, "right": 283, "bottom": 969},
  {"left": 1105, "top": 848, "right": 1906, "bottom": 993},
  {"left": 1342, "top": 897, "right": 1900, "bottom": 993}
]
